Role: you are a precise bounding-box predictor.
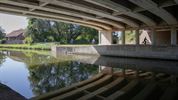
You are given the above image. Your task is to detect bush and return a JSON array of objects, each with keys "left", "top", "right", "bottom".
[
  {"left": 0, "top": 39, "right": 6, "bottom": 44},
  {"left": 24, "top": 37, "right": 33, "bottom": 45}
]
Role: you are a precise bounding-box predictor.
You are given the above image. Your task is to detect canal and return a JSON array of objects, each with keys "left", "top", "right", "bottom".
[
  {"left": 0, "top": 50, "right": 98, "bottom": 99},
  {"left": 0, "top": 49, "right": 178, "bottom": 99}
]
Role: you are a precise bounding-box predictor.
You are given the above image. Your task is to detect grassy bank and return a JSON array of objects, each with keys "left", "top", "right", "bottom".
[
  {"left": 0, "top": 43, "right": 52, "bottom": 50},
  {"left": 0, "top": 43, "right": 97, "bottom": 51}
]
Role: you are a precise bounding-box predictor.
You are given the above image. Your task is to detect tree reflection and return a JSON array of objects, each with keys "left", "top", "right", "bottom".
[
  {"left": 28, "top": 60, "right": 98, "bottom": 96},
  {"left": 1, "top": 50, "right": 98, "bottom": 96},
  {"left": 0, "top": 52, "right": 6, "bottom": 67}
]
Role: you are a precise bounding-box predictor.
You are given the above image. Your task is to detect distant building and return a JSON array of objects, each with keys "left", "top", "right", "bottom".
[{"left": 5, "top": 29, "right": 25, "bottom": 44}]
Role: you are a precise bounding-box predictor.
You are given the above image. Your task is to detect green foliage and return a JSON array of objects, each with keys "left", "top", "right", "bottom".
[
  {"left": 28, "top": 61, "right": 98, "bottom": 95},
  {"left": 24, "top": 37, "right": 33, "bottom": 45},
  {"left": 0, "top": 26, "right": 5, "bottom": 40},
  {"left": 125, "top": 31, "right": 136, "bottom": 44},
  {"left": 47, "top": 36, "right": 54, "bottom": 42},
  {"left": 25, "top": 18, "right": 98, "bottom": 44},
  {"left": 0, "top": 52, "right": 6, "bottom": 67}
]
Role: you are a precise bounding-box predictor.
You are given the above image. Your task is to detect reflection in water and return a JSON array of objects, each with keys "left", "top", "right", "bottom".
[
  {"left": 28, "top": 61, "right": 98, "bottom": 96},
  {"left": 0, "top": 50, "right": 178, "bottom": 99},
  {"left": 71, "top": 55, "right": 178, "bottom": 76},
  {"left": 0, "top": 50, "right": 98, "bottom": 98},
  {"left": 0, "top": 51, "right": 6, "bottom": 66}
]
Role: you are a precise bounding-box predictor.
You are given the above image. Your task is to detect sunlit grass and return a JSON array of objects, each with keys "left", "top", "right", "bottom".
[
  {"left": 0, "top": 43, "right": 97, "bottom": 50},
  {"left": 0, "top": 43, "right": 52, "bottom": 50}
]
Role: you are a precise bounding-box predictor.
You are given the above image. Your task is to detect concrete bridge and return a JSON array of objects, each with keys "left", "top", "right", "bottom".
[{"left": 0, "top": 0, "right": 178, "bottom": 59}]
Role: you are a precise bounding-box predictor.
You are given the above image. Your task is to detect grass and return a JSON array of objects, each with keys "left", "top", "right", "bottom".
[
  {"left": 0, "top": 43, "right": 97, "bottom": 50},
  {"left": 0, "top": 43, "right": 52, "bottom": 50},
  {"left": 0, "top": 48, "right": 51, "bottom": 55}
]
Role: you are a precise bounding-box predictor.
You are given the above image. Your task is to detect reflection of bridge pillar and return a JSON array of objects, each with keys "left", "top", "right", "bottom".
[
  {"left": 171, "top": 27, "right": 177, "bottom": 46},
  {"left": 151, "top": 28, "right": 156, "bottom": 45},
  {"left": 171, "top": 75, "right": 177, "bottom": 84},
  {"left": 122, "top": 68, "right": 126, "bottom": 76},
  {"left": 121, "top": 30, "right": 125, "bottom": 45},
  {"left": 99, "top": 30, "right": 112, "bottom": 45},
  {"left": 135, "top": 29, "right": 140, "bottom": 45},
  {"left": 99, "top": 65, "right": 113, "bottom": 74}
]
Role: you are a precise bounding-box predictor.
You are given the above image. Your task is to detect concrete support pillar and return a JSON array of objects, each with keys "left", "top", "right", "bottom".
[
  {"left": 99, "top": 30, "right": 112, "bottom": 45},
  {"left": 151, "top": 28, "right": 156, "bottom": 45},
  {"left": 121, "top": 30, "right": 125, "bottom": 45},
  {"left": 135, "top": 29, "right": 140, "bottom": 45},
  {"left": 171, "top": 27, "right": 177, "bottom": 46},
  {"left": 98, "top": 31, "right": 101, "bottom": 44}
]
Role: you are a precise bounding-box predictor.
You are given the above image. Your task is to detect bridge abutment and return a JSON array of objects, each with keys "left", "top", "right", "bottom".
[
  {"left": 52, "top": 28, "right": 178, "bottom": 60},
  {"left": 99, "top": 30, "right": 113, "bottom": 45}
]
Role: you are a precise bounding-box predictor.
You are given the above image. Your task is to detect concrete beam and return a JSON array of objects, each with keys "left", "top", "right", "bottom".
[
  {"left": 84, "top": 0, "right": 131, "bottom": 12},
  {"left": 0, "top": 0, "right": 124, "bottom": 29},
  {"left": 159, "top": 0, "right": 177, "bottom": 8},
  {"left": 133, "top": 0, "right": 177, "bottom": 12},
  {"left": 39, "top": 0, "right": 139, "bottom": 27},
  {"left": 129, "top": 0, "right": 177, "bottom": 25},
  {"left": 0, "top": 4, "right": 112, "bottom": 30},
  {"left": 175, "top": 0, "right": 178, "bottom": 4},
  {"left": 0, "top": 9, "right": 104, "bottom": 31},
  {"left": 99, "top": 30, "right": 113, "bottom": 45},
  {"left": 29, "top": 2, "right": 48, "bottom": 12},
  {"left": 171, "top": 27, "right": 177, "bottom": 45},
  {"left": 84, "top": 0, "right": 156, "bottom": 26}
]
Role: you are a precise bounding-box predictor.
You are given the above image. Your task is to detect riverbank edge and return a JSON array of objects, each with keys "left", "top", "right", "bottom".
[
  {"left": 0, "top": 44, "right": 97, "bottom": 51},
  {"left": 0, "top": 83, "right": 27, "bottom": 100},
  {"left": 52, "top": 45, "right": 178, "bottom": 60},
  {"left": 0, "top": 45, "right": 51, "bottom": 50}
]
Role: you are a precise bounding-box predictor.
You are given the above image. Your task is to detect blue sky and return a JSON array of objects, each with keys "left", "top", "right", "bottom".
[{"left": 0, "top": 13, "right": 28, "bottom": 33}]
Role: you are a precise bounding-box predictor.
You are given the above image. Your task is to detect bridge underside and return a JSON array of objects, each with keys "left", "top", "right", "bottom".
[
  {"left": 0, "top": 0, "right": 177, "bottom": 30},
  {"left": 0, "top": 0, "right": 177, "bottom": 45},
  {"left": 0, "top": 0, "right": 178, "bottom": 58}
]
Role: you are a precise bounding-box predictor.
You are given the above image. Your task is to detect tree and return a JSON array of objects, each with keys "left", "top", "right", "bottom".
[
  {"left": 25, "top": 18, "right": 98, "bottom": 44},
  {"left": 0, "top": 26, "right": 5, "bottom": 40},
  {"left": 24, "top": 36, "right": 33, "bottom": 44}
]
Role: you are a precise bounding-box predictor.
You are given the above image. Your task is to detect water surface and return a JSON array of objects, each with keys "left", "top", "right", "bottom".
[
  {"left": 0, "top": 49, "right": 178, "bottom": 99},
  {"left": 0, "top": 50, "right": 98, "bottom": 98}
]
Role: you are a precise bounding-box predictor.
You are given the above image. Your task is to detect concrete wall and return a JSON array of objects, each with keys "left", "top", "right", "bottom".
[
  {"left": 156, "top": 31, "right": 171, "bottom": 45},
  {"left": 177, "top": 30, "right": 178, "bottom": 44},
  {"left": 52, "top": 45, "right": 178, "bottom": 60}
]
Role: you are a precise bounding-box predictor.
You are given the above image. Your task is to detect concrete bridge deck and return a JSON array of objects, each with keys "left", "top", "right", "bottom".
[{"left": 31, "top": 68, "right": 178, "bottom": 100}]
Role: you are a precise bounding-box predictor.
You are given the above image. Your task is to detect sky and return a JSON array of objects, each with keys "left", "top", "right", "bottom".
[{"left": 0, "top": 13, "right": 28, "bottom": 34}]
